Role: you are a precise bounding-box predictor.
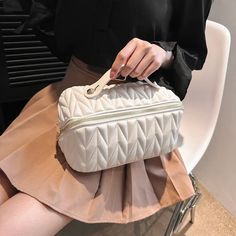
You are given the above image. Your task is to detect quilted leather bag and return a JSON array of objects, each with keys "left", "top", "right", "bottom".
[{"left": 57, "top": 68, "right": 184, "bottom": 172}]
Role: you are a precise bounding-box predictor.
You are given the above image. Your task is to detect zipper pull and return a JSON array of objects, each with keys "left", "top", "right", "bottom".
[
  {"left": 84, "top": 69, "right": 112, "bottom": 98},
  {"left": 84, "top": 66, "right": 161, "bottom": 98},
  {"left": 84, "top": 64, "right": 126, "bottom": 98}
]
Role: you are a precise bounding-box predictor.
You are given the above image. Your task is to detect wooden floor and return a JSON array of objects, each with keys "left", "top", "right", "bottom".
[
  {"left": 177, "top": 184, "right": 236, "bottom": 236},
  {"left": 57, "top": 184, "right": 236, "bottom": 236}
]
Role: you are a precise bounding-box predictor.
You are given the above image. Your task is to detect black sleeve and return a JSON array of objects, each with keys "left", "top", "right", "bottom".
[{"left": 151, "top": 0, "right": 213, "bottom": 100}]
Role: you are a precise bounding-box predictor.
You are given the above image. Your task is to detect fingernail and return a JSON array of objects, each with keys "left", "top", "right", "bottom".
[{"left": 110, "top": 71, "right": 116, "bottom": 79}]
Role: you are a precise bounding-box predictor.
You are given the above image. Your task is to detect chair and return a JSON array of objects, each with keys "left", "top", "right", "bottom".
[
  {"left": 57, "top": 19, "right": 231, "bottom": 236},
  {"left": 165, "top": 20, "right": 231, "bottom": 235},
  {"left": 57, "top": 20, "right": 231, "bottom": 236}
]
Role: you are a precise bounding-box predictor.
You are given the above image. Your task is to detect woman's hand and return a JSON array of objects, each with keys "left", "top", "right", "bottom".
[{"left": 110, "top": 38, "right": 174, "bottom": 80}]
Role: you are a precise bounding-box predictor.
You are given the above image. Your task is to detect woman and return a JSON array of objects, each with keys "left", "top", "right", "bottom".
[{"left": 0, "top": 0, "right": 212, "bottom": 235}]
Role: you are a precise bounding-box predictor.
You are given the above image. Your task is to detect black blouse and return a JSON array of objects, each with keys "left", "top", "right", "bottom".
[{"left": 3, "top": 0, "right": 213, "bottom": 100}]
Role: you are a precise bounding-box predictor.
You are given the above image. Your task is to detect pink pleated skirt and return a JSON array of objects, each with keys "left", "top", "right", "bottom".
[{"left": 0, "top": 56, "right": 194, "bottom": 224}]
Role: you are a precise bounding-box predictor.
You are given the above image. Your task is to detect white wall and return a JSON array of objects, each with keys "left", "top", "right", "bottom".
[{"left": 194, "top": 0, "right": 236, "bottom": 217}]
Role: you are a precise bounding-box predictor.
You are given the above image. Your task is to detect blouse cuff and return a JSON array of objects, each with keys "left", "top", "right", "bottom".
[{"left": 150, "top": 40, "right": 193, "bottom": 100}]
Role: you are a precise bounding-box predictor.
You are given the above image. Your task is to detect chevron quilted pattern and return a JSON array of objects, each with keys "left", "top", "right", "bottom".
[{"left": 58, "top": 82, "right": 184, "bottom": 172}]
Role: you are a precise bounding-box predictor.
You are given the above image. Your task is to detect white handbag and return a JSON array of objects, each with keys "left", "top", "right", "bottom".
[{"left": 57, "top": 68, "right": 184, "bottom": 172}]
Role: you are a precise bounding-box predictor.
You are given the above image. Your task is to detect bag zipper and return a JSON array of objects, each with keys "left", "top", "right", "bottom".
[{"left": 59, "top": 101, "right": 183, "bottom": 137}]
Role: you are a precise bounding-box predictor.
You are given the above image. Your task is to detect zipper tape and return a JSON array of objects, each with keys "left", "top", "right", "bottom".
[{"left": 59, "top": 101, "right": 183, "bottom": 137}]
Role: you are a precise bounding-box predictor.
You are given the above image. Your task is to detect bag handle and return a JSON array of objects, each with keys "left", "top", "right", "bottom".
[{"left": 84, "top": 68, "right": 160, "bottom": 98}]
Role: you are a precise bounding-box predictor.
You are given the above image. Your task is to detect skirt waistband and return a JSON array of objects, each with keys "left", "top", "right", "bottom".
[
  {"left": 70, "top": 55, "right": 136, "bottom": 82},
  {"left": 71, "top": 56, "right": 109, "bottom": 76}
]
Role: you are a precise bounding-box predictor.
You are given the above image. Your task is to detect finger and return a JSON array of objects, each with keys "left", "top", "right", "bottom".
[
  {"left": 129, "top": 53, "right": 154, "bottom": 78},
  {"left": 110, "top": 39, "right": 137, "bottom": 79},
  {"left": 120, "top": 48, "right": 146, "bottom": 77},
  {"left": 138, "top": 60, "right": 161, "bottom": 80}
]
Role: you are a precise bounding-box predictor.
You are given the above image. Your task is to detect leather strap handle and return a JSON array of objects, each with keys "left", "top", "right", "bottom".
[{"left": 84, "top": 67, "right": 160, "bottom": 98}]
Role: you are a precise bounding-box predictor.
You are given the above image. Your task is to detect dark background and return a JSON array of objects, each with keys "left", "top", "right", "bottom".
[{"left": 0, "top": 0, "right": 67, "bottom": 134}]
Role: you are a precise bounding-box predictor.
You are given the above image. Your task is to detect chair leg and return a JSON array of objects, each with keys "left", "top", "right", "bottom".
[
  {"left": 164, "top": 201, "right": 185, "bottom": 236},
  {"left": 190, "top": 206, "right": 196, "bottom": 224},
  {"left": 164, "top": 173, "right": 201, "bottom": 236}
]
